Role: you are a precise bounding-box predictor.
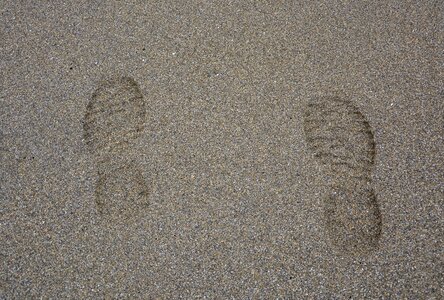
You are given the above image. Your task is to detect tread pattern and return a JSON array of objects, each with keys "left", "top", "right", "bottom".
[
  {"left": 83, "top": 77, "right": 145, "bottom": 157},
  {"left": 303, "top": 96, "right": 381, "bottom": 255},
  {"left": 83, "top": 77, "right": 149, "bottom": 221}
]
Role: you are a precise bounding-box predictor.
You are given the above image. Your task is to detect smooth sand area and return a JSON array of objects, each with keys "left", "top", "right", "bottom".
[{"left": 1, "top": 1, "right": 442, "bottom": 298}]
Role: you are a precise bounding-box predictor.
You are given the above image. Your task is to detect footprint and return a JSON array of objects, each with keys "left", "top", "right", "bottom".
[
  {"left": 83, "top": 76, "right": 149, "bottom": 222},
  {"left": 303, "top": 95, "right": 381, "bottom": 255}
]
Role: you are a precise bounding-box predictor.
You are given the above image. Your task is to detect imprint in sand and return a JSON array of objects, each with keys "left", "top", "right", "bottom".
[
  {"left": 83, "top": 77, "right": 149, "bottom": 221},
  {"left": 303, "top": 95, "right": 381, "bottom": 255}
]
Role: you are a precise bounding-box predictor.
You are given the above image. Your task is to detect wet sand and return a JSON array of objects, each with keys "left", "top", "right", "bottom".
[{"left": 1, "top": 1, "right": 443, "bottom": 298}]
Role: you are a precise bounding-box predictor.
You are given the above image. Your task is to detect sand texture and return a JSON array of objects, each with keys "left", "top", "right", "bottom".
[{"left": 1, "top": 0, "right": 443, "bottom": 298}]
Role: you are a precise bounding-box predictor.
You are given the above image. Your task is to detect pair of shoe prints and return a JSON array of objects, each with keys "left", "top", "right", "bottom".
[{"left": 83, "top": 76, "right": 382, "bottom": 256}]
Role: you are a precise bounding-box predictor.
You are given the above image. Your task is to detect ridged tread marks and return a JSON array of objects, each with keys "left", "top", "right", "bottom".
[
  {"left": 303, "top": 95, "right": 381, "bottom": 255},
  {"left": 83, "top": 77, "right": 149, "bottom": 221},
  {"left": 83, "top": 77, "right": 145, "bottom": 157}
]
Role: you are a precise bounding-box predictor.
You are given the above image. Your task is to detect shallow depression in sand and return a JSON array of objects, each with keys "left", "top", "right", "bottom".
[
  {"left": 303, "top": 95, "right": 382, "bottom": 255},
  {"left": 83, "top": 77, "right": 150, "bottom": 223}
]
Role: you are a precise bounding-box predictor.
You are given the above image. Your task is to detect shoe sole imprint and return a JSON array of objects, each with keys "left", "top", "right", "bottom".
[
  {"left": 303, "top": 95, "right": 381, "bottom": 255},
  {"left": 83, "top": 77, "right": 149, "bottom": 220}
]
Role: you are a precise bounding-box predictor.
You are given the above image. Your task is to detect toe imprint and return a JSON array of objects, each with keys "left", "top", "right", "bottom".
[{"left": 83, "top": 77, "right": 145, "bottom": 157}]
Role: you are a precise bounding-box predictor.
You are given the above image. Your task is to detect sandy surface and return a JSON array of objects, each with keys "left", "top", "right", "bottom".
[{"left": 1, "top": 0, "right": 443, "bottom": 298}]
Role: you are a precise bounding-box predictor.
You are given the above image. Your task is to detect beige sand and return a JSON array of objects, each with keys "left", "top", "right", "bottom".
[{"left": 1, "top": 0, "right": 443, "bottom": 298}]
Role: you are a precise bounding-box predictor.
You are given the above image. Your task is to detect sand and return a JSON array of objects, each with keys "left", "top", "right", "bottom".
[{"left": 1, "top": 0, "right": 443, "bottom": 298}]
